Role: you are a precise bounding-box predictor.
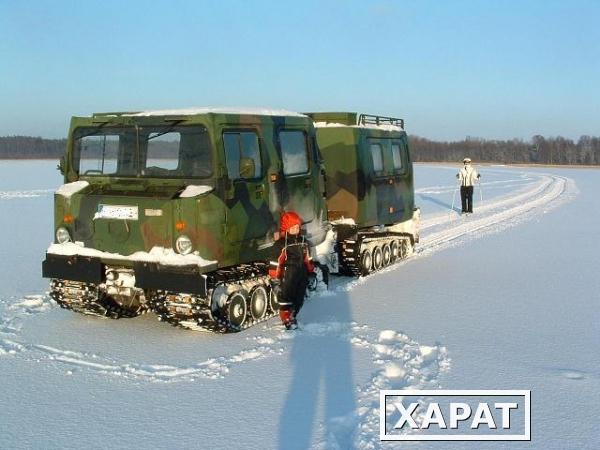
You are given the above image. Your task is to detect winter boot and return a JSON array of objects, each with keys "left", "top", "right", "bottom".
[
  {"left": 289, "top": 316, "right": 298, "bottom": 330},
  {"left": 279, "top": 309, "right": 293, "bottom": 329}
]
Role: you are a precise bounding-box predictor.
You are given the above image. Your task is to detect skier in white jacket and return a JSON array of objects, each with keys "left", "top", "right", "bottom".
[{"left": 456, "top": 158, "right": 481, "bottom": 214}]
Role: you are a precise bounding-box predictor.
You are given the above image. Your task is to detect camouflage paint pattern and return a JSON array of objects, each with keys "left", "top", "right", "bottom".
[
  {"left": 56, "top": 111, "right": 327, "bottom": 272},
  {"left": 307, "top": 112, "right": 415, "bottom": 228}
]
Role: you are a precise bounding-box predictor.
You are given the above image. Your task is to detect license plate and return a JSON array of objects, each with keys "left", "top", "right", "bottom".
[
  {"left": 95, "top": 205, "right": 139, "bottom": 220},
  {"left": 144, "top": 208, "right": 163, "bottom": 217}
]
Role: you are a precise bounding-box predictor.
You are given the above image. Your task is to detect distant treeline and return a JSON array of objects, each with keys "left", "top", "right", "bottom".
[
  {"left": 0, "top": 136, "right": 66, "bottom": 159},
  {"left": 410, "top": 135, "right": 600, "bottom": 165},
  {"left": 1, "top": 134, "right": 600, "bottom": 165}
]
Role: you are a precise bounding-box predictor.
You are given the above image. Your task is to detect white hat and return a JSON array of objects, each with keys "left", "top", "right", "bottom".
[{"left": 463, "top": 158, "right": 472, "bottom": 163}]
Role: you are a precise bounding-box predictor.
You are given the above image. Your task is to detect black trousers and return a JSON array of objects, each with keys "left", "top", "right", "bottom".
[
  {"left": 460, "top": 186, "right": 474, "bottom": 213},
  {"left": 280, "top": 266, "right": 308, "bottom": 315}
]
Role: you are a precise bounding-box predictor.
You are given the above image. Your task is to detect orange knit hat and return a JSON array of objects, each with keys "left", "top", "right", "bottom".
[{"left": 280, "top": 211, "right": 302, "bottom": 234}]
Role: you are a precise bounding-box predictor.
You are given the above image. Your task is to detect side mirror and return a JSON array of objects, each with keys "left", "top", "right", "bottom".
[
  {"left": 57, "top": 156, "right": 65, "bottom": 175},
  {"left": 239, "top": 157, "right": 255, "bottom": 179}
]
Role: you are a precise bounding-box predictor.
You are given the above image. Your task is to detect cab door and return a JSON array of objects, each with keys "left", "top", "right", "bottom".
[
  {"left": 276, "top": 129, "right": 314, "bottom": 222},
  {"left": 223, "top": 130, "right": 273, "bottom": 248},
  {"left": 367, "top": 137, "right": 394, "bottom": 224},
  {"left": 390, "top": 137, "right": 412, "bottom": 221}
]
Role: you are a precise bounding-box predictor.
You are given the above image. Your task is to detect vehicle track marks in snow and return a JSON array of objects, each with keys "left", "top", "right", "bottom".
[
  {"left": 327, "top": 171, "right": 575, "bottom": 294},
  {"left": 420, "top": 172, "right": 575, "bottom": 254},
  {"left": 10, "top": 295, "right": 55, "bottom": 315},
  {"left": 0, "top": 189, "right": 53, "bottom": 200},
  {"left": 416, "top": 176, "right": 534, "bottom": 196},
  {"left": 0, "top": 295, "right": 54, "bottom": 355},
  {"left": 31, "top": 342, "right": 287, "bottom": 380},
  {"left": 25, "top": 322, "right": 366, "bottom": 382},
  {"left": 421, "top": 172, "right": 557, "bottom": 230},
  {"left": 0, "top": 306, "right": 447, "bottom": 403}
]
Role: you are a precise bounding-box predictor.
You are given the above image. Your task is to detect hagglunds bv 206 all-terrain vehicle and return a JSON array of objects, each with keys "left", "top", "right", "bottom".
[{"left": 42, "top": 108, "right": 420, "bottom": 332}]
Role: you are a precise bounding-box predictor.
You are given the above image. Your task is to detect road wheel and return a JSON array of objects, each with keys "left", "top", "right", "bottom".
[
  {"left": 249, "top": 285, "right": 268, "bottom": 320},
  {"left": 225, "top": 291, "right": 247, "bottom": 329},
  {"left": 359, "top": 249, "right": 373, "bottom": 276},
  {"left": 382, "top": 243, "right": 392, "bottom": 266},
  {"left": 269, "top": 287, "right": 280, "bottom": 312},
  {"left": 390, "top": 240, "right": 400, "bottom": 262},
  {"left": 372, "top": 246, "right": 383, "bottom": 271}
]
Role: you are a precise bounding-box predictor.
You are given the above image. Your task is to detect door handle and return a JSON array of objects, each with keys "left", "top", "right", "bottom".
[{"left": 255, "top": 185, "right": 264, "bottom": 199}]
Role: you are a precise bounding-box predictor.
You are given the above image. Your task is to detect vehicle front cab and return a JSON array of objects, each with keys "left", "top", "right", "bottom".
[{"left": 43, "top": 109, "right": 327, "bottom": 298}]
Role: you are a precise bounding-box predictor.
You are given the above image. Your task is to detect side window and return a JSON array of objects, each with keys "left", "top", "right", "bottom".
[
  {"left": 402, "top": 140, "right": 410, "bottom": 164},
  {"left": 279, "top": 130, "right": 309, "bottom": 175},
  {"left": 146, "top": 132, "right": 180, "bottom": 171},
  {"left": 77, "top": 134, "right": 120, "bottom": 175},
  {"left": 177, "top": 130, "right": 213, "bottom": 178},
  {"left": 391, "top": 143, "right": 403, "bottom": 172},
  {"left": 370, "top": 143, "right": 384, "bottom": 175},
  {"left": 223, "top": 131, "right": 262, "bottom": 180}
]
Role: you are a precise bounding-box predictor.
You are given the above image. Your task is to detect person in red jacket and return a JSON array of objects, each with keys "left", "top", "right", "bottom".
[{"left": 269, "top": 211, "right": 315, "bottom": 329}]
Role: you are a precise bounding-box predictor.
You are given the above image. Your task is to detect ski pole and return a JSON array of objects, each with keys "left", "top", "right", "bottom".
[
  {"left": 450, "top": 181, "right": 459, "bottom": 212},
  {"left": 478, "top": 179, "right": 483, "bottom": 204}
]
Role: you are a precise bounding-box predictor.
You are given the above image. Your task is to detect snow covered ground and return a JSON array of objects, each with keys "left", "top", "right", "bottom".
[{"left": 0, "top": 161, "right": 597, "bottom": 449}]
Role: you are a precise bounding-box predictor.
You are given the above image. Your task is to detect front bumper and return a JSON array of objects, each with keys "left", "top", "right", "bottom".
[
  {"left": 133, "top": 261, "right": 207, "bottom": 297},
  {"left": 42, "top": 254, "right": 208, "bottom": 297},
  {"left": 42, "top": 254, "right": 103, "bottom": 284}
]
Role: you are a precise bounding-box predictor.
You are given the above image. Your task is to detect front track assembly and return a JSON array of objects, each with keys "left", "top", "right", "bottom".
[
  {"left": 49, "top": 279, "right": 146, "bottom": 319},
  {"left": 148, "top": 262, "right": 280, "bottom": 333},
  {"left": 48, "top": 263, "right": 280, "bottom": 333}
]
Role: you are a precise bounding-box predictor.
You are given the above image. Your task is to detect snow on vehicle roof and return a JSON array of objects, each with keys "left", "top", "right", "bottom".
[
  {"left": 313, "top": 121, "right": 404, "bottom": 132},
  {"left": 123, "top": 107, "right": 307, "bottom": 118}
]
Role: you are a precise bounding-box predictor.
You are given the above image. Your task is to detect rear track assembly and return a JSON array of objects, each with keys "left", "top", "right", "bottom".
[{"left": 339, "top": 232, "right": 413, "bottom": 276}]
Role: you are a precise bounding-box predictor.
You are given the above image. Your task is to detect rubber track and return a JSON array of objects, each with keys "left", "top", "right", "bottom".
[
  {"left": 340, "top": 233, "right": 412, "bottom": 276},
  {"left": 149, "top": 262, "right": 278, "bottom": 333},
  {"left": 49, "top": 280, "right": 145, "bottom": 319}
]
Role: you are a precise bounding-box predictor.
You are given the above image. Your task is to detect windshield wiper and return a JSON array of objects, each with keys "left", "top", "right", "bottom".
[
  {"left": 76, "top": 122, "right": 110, "bottom": 139},
  {"left": 146, "top": 120, "right": 185, "bottom": 141}
]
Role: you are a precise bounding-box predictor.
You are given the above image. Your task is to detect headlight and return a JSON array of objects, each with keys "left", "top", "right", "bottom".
[
  {"left": 175, "top": 235, "right": 193, "bottom": 255},
  {"left": 56, "top": 227, "right": 71, "bottom": 244}
]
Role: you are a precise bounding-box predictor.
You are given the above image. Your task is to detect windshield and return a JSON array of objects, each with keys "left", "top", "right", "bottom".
[{"left": 73, "top": 125, "right": 213, "bottom": 178}]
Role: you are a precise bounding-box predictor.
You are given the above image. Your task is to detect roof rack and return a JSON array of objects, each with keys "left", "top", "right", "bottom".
[
  {"left": 358, "top": 114, "right": 404, "bottom": 129},
  {"left": 92, "top": 112, "right": 140, "bottom": 117}
]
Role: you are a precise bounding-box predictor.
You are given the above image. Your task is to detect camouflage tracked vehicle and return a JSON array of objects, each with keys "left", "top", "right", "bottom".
[
  {"left": 42, "top": 108, "right": 327, "bottom": 331},
  {"left": 307, "top": 112, "right": 420, "bottom": 276},
  {"left": 42, "top": 108, "right": 420, "bottom": 332}
]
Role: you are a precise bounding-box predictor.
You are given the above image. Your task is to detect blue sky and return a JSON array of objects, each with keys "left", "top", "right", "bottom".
[{"left": 1, "top": 0, "right": 598, "bottom": 140}]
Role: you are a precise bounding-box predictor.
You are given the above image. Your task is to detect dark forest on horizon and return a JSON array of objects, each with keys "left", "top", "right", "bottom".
[{"left": 1, "top": 134, "right": 599, "bottom": 165}]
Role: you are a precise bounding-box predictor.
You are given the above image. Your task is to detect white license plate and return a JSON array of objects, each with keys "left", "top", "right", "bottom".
[
  {"left": 144, "top": 208, "right": 163, "bottom": 217},
  {"left": 95, "top": 204, "right": 139, "bottom": 220}
]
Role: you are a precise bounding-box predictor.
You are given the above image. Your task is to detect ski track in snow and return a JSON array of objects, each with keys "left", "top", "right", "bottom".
[
  {"left": 0, "top": 168, "right": 577, "bottom": 445},
  {"left": 0, "top": 188, "right": 53, "bottom": 200},
  {"left": 419, "top": 172, "right": 575, "bottom": 250},
  {"left": 415, "top": 175, "right": 535, "bottom": 195},
  {"left": 326, "top": 170, "right": 576, "bottom": 296}
]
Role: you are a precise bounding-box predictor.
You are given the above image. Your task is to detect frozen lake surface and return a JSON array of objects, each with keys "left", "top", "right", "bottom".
[{"left": 0, "top": 161, "right": 597, "bottom": 449}]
